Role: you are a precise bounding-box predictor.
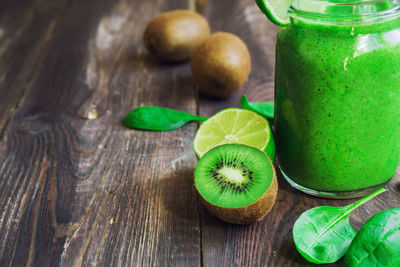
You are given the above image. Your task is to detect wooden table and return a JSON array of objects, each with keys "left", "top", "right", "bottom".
[{"left": 0, "top": 0, "right": 399, "bottom": 266}]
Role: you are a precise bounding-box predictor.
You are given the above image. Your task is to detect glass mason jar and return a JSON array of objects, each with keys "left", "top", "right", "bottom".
[{"left": 274, "top": 0, "right": 400, "bottom": 198}]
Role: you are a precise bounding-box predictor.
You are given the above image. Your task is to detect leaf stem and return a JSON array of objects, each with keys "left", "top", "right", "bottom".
[
  {"left": 347, "top": 188, "right": 387, "bottom": 211},
  {"left": 192, "top": 115, "right": 208, "bottom": 122},
  {"left": 307, "top": 188, "right": 386, "bottom": 249}
]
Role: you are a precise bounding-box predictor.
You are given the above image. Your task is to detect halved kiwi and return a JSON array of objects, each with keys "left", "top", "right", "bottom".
[{"left": 194, "top": 144, "right": 277, "bottom": 224}]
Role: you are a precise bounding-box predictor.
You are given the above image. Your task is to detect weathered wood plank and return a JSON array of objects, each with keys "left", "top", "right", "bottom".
[
  {"left": 1, "top": 0, "right": 398, "bottom": 266},
  {"left": 0, "top": 0, "right": 201, "bottom": 266},
  {"left": 0, "top": 0, "right": 69, "bottom": 134},
  {"left": 199, "top": 1, "right": 400, "bottom": 266}
]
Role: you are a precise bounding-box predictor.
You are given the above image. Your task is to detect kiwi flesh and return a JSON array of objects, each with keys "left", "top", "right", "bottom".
[{"left": 194, "top": 144, "right": 277, "bottom": 224}]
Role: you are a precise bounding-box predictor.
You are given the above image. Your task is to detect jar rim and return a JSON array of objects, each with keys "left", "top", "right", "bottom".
[{"left": 289, "top": 0, "right": 400, "bottom": 25}]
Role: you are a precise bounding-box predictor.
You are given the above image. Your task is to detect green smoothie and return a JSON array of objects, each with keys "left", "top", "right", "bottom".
[{"left": 274, "top": 7, "right": 400, "bottom": 194}]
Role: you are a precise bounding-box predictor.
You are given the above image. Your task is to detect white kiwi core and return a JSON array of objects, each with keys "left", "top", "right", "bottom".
[{"left": 219, "top": 167, "right": 245, "bottom": 183}]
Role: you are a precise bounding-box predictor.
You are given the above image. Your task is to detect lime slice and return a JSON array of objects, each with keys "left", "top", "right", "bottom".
[
  {"left": 255, "top": 0, "right": 291, "bottom": 27},
  {"left": 193, "top": 108, "right": 275, "bottom": 160}
]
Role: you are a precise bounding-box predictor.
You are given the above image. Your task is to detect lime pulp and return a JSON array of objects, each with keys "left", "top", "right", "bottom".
[
  {"left": 193, "top": 108, "right": 275, "bottom": 161},
  {"left": 255, "top": 0, "right": 291, "bottom": 27}
]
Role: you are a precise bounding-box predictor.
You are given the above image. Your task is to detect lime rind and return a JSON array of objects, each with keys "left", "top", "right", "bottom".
[
  {"left": 193, "top": 108, "right": 275, "bottom": 160},
  {"left": 255, "top": 0, "right": 291, "bottom": 27}
]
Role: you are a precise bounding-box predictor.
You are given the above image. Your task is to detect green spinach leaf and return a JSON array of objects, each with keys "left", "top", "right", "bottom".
[
  {"left": 344, "top": 208, "right": 400, "bottom": 267},
  {"left": 293, "top": 188, "right": 386, "bottom": 264},
  {"left": 123, "top": 106, "right": 207, "bottom": 131},
  {"left": 240, "top": 95, "right": 274, "bottom": 119}
]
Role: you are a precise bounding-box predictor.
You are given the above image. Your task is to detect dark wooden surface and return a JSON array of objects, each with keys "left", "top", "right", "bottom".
[{"left": 0, "top": 0, "right": 399, "bottom": 266}]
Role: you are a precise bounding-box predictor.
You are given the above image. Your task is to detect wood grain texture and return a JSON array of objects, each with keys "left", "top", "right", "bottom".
[
  {"left": 0, "top": 0, "right": 201, "bottom": 266},
  {"left": 0, "top": 0, "right": 68, "bottom": 134},
  {"left": 199, "top": 1, "right": 400, "bottom": 267},
  {"left": 0, "top": 0, "right": 399, "bottom": 266}
]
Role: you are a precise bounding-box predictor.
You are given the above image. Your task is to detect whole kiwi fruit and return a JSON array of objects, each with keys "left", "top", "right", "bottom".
[
  {"left": 191, "top": 32, "right": 251, "bottom": 98},
  {"left": 194, "top": 144, "right": 277, "bottom": 224},
  {"left": 143, "top": 10, "right": 210, "bottom": 62}
]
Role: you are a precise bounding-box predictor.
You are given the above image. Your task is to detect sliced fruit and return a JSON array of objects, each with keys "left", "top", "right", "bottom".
[
  {"left": 194, "top": 144, "right": 278, "bottom": 224},
  {"left": 255, "top": 0, "right": 291, "bottom": 27},
  {"left": 193, "top": 108, "right": 275, "bottom": 160}
]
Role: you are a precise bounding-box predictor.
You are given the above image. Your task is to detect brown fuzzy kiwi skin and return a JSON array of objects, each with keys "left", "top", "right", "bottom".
[
  {"left": 196, "top": 155, "right": 278, "bottom": 224},
  {"left": 143, "top": 10, "right": 210, "bottom": 62},
  {"left": 191, "top": 32, "right": 251, "bottom": 98}
]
